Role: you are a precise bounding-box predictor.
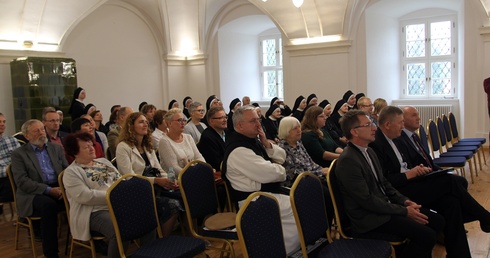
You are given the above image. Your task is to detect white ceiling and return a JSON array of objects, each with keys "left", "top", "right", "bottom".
[{"left": 0, "top": 0, "right": 486, "bottom": 52}]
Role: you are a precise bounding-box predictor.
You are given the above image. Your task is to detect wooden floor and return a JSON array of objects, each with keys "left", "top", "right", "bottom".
[{"left": 1, "top": 152, "right": 490, "bottom": 257}]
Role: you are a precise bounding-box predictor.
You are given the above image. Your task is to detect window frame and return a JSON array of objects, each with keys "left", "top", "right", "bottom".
[
  {"left": 259, "top": 33, "right": 283, "bottom": 101},
  {"left": 400, "top": 14, "right": 457, "bottom": 99}
]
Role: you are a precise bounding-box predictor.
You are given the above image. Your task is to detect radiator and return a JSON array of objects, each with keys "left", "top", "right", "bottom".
[{"left": 396, "top": 105, "right": 453, "bottom": 129}]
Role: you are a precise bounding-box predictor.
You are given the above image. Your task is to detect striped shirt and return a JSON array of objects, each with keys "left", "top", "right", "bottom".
[{"left": 0, "top": 136, "right": 20, "bottom": 178}]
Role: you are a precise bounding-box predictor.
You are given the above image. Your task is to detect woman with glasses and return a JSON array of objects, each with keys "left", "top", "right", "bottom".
[
  {"left": 183, "top": 102, "right": 207, "bottom": 143},
  {"left": 116, "top": 112, "right": 180, "bottom": 236},
  {"left": 158, "top": 108, "right": 205, "bottom": 175},
  {"left": 301, "top": 106, "right": 343, "bottom": 167}
]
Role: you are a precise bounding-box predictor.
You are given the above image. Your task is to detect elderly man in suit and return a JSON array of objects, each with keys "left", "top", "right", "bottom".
[
  {"left": 11, "top": 119, "right": 68, "bottom": 258},
  {"left": 335, "top": 110, "right": 444, "bottom": 258}
]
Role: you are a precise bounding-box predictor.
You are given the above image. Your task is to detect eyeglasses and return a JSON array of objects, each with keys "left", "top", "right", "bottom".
[
  {"left": 244, "top": 118, "right": 262, "bottom": 124},
  {"left": 173, "top": 118, "right": 187, "bottom": 124},
  {"left": 45, "top": 119, "right": 60, "bottom": 123},
  {"left": 211, "top": 116, "right": 228, "bottom": 120},
  {"left": 362, "top": 104, "right": 374, "bottom": 107},
  {"left": 353, "top": 122, "right": 377, "bottom": 129},
  {"left": 195, "top": 109, "right": 205, "bottom": 113}
]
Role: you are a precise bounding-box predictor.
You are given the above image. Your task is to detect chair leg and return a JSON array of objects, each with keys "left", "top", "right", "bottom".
[
  {"left": 477, "top": 148, "right": 483, "bottom": 171},
  {"left": 89, "top": 239, "right": 97, "bottom": 258},
  {"left": 482, "top": 147, "right": 487, "bottom": 164},
  {"left": 14, "top": 218, "right": 20, "bottom": 250},
  {"left": 468, "top": 160, "right": 474, "bottom": 184},
  {"left": 27, "top": 219, "right": 37, "bottom": 258},
  {"left": 474, "top": 156, "right": 479, "bottom": 177}
]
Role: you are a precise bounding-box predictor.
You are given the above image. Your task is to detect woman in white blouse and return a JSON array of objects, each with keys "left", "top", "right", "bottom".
[
  {"left": 116, "top": 112, "right": 180, "bottom": 236},
  {"left": 159, "top": 108, "right": 205, "bottom": 175},
  {"left": 183, "top": 102, "right": 207, "bottom": 143}
]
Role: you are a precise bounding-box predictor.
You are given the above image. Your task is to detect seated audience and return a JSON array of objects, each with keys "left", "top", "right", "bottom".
[
  {"left": 43, "top": 108, "right": 68, "bottom": 150},
  {"left": 301, "top": 106, "right": 342, "bottom": 167},
  {"left": 197, "top": 106, "right": 227, "bottom": 172},
  {"left": 184, "top": 102, "right": 207, "bottom": 143},
  {"left": 357, "top": 97, "right": 377, "bottom": 126},
  {"left": 104, "top": 105, "right": 121, "bottom": 129},
  {"left": 90, "top": 110, "right": 109, "bottom": 135},
  {"left": 69, "top": 118, "right": 105, "bottom": 163},
  {"left": 242, "top": 96, "right": 250, "bottom": 106},
  {"left": 182, "top": 96, "right": 193, "bottom": 119},
  {"left": 336, "top": 110, "right": 444, "bottom": 258},
  {"left": 0, "top": 113, "right": 20, "bottom": 212},
  {"left": 328, "top": 99, "right": 349, "bottom": 132},
  {"left": 63, "top": 132, "right": 157, "bottom": 258},
  {"left": 11, "top": 119, "right": 68, "bottom": 258},
  {"left": 227, "top": 98, "right": 241, "bottom": 133},
  {"left": 141, "top": 104, "right": 157, "bottom": 131},
  {"left": 291, "top": 95, "right": 307, "bottom": 122},
  {"left": 263, "top": 104, "right": 282, "bottom": 142},
  {"left": 84, "top": 103, "right": 96, "bottom": 116},
  {"left": 320, "top": 99, "right": 347, "bottom": 148},
  {"left": 81, "top": 114, "right": 108, "bottom": 155},
  {"left": 107, "top": 106, "right": 133, "bottom": 159},
  {"left": 168, "top": 99, "right": 179, "bottom": 110},
  {"left": 222, "top": 105, "right": 299, "bottom": 253},
  {"left": 270, "top": 97, "right": 292, "bottom": 117},
  {"left": 116, "top": 112, "right": 180, "bottom": 236},
  {"left": 158, "top": 108, "right": 205, "bottom": 175},
  {"left": 152, "top": 109, "right": 168, "bottom": 149},
  {"left": 372, "top": 98, "right": 387, "bottom": 122},
  {"left": 306, "top": 94, "right": 318, "bottom": 106},
  {"left": 342, "top": 90, "right": 357, "bottom": 110},
  {"left": 370, "top": 106, "right": 490, "bottom": 257}
]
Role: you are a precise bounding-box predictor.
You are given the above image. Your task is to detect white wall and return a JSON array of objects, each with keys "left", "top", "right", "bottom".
[
  {"left": 218, "top": 31, "right": 260, "bottom": 112},
  {"left": 365, "top": 11, "right": 400, "bottom": 103},
  {"left": 62, "top": 4, "right": 164, "bottom": 119}
]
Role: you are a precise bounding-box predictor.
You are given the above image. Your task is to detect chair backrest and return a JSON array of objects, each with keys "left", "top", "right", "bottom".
[
  {"left": 106, "top": 174, "right": 161, "bottom": 255},
  {"left": 5, "top": 165, "right": 18, "bottom": 209},
  {"left": 236, "top": 192, "right": 287, "bottom": 258},
  {"left": 435, "top": 116, "right": 449, "bottom": 148},
  {"left": 417, "top": 125, "right": 431, "bottom": 155},
  {"left": 441, "top": 114, "right": 454, "bottom": 143},
  {"left": 58, "top": 171, "right": 71, "bottom": 225},
  {"left": 179, "top": 160, "right": 220, "bottom": 219},
  {"left": 448, "top": 112, "right": 460, "bottom": 140},
  {"left": 290, "top": 172, "right": 331, "bottom": 257},
  {"left": 427, "top": 119, "right": 442, "bottom": 155},
  {"left": 326, "top": 159, "right": 352, "bottom": 239}
]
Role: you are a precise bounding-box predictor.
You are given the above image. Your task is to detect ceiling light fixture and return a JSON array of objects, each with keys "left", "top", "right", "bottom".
[{"left": 292, "top": 0, "right": 303, "bottom": 8}]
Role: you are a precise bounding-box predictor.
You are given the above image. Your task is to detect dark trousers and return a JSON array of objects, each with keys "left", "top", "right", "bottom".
[
  {"left": 32, "top": 194, "right": 64, "bottom": 257},
  {"left": 396, "top": 174, "right": 488, "bottom": 258},
  {"left": 372, "top": 208, "right": 444, "bottom": 258}
]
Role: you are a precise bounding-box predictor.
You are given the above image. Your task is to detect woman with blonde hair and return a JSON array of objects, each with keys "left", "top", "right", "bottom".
[
  {"left": 116, "top": 112, "right": 180, "bottom": 236},
  {"left": 372, "top": 98, "right": 387, "bottom": 122},
  {"left": 158, "top": 108, "right": 205, "bottom": 175},
  {"left": 301, "top": 106, "right": 343, "bottom": 167}
]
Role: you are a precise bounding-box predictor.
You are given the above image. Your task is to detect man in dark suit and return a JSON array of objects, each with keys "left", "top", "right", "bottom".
[
  {"left": 11, "top": 119, "right": 68, "bottom": 258},
  {"left": 336, "top": 110, "right": 443, "bottom": 258},
  {"left": 370, "top": 106, "right": 490, "bottom": 258},
  {"left": 197, "top": 106, "right": 228, "bottom": 172}
]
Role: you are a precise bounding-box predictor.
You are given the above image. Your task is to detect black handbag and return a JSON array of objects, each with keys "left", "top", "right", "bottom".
[{"left": 142, "top": 166, "right": 161, "bottom": 178}]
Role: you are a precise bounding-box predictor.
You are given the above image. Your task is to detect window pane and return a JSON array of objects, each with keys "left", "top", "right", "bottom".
[
  {"left": 262, "top": 39, "right": 276, "bottom": 67},
  {"left": 277, "top": 70, "right": 283, "bottom": 98},
  {"left": 406, "top": 24, "right": 425, "bottom": 58},
  {"left": 263, "top": 71, "right": 277, "bottom": 98},
  {"left": 430, "top": 21, "right": 451, "bottom": 56},
  {"left": 407, "top": 63, "right": 426, "bottom": 95},
  {"left": 431, "top": 62, "right": 451, "bottom": 95},
  {"left": 279, "top": 38, "right": 283, "bottom": 66}
]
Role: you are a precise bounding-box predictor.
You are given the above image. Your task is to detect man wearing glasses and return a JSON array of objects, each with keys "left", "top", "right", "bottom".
[
  {"left": 356, "top": 96, "right": 377, "bottom": 126},
  {"left": 336, "top": 109, "right": 443, "bottom": 258},
  {"left": 43, "top": 108, "right": 68, "bottom": 150},
  {"left": 197, "top": 106, "right": 228, "bottom": 172},
  {"left": 370, "top": 106, "right": 490, "bottom": 258}
]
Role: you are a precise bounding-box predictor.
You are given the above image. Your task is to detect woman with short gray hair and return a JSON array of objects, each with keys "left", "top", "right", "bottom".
[{"left": 183, "top": 102, "right": 207, "bottom": 143}]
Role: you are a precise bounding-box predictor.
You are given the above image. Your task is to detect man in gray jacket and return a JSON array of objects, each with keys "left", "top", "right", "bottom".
[{"left": 11, "top": 119, "right": 68, "bottom": 258}]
